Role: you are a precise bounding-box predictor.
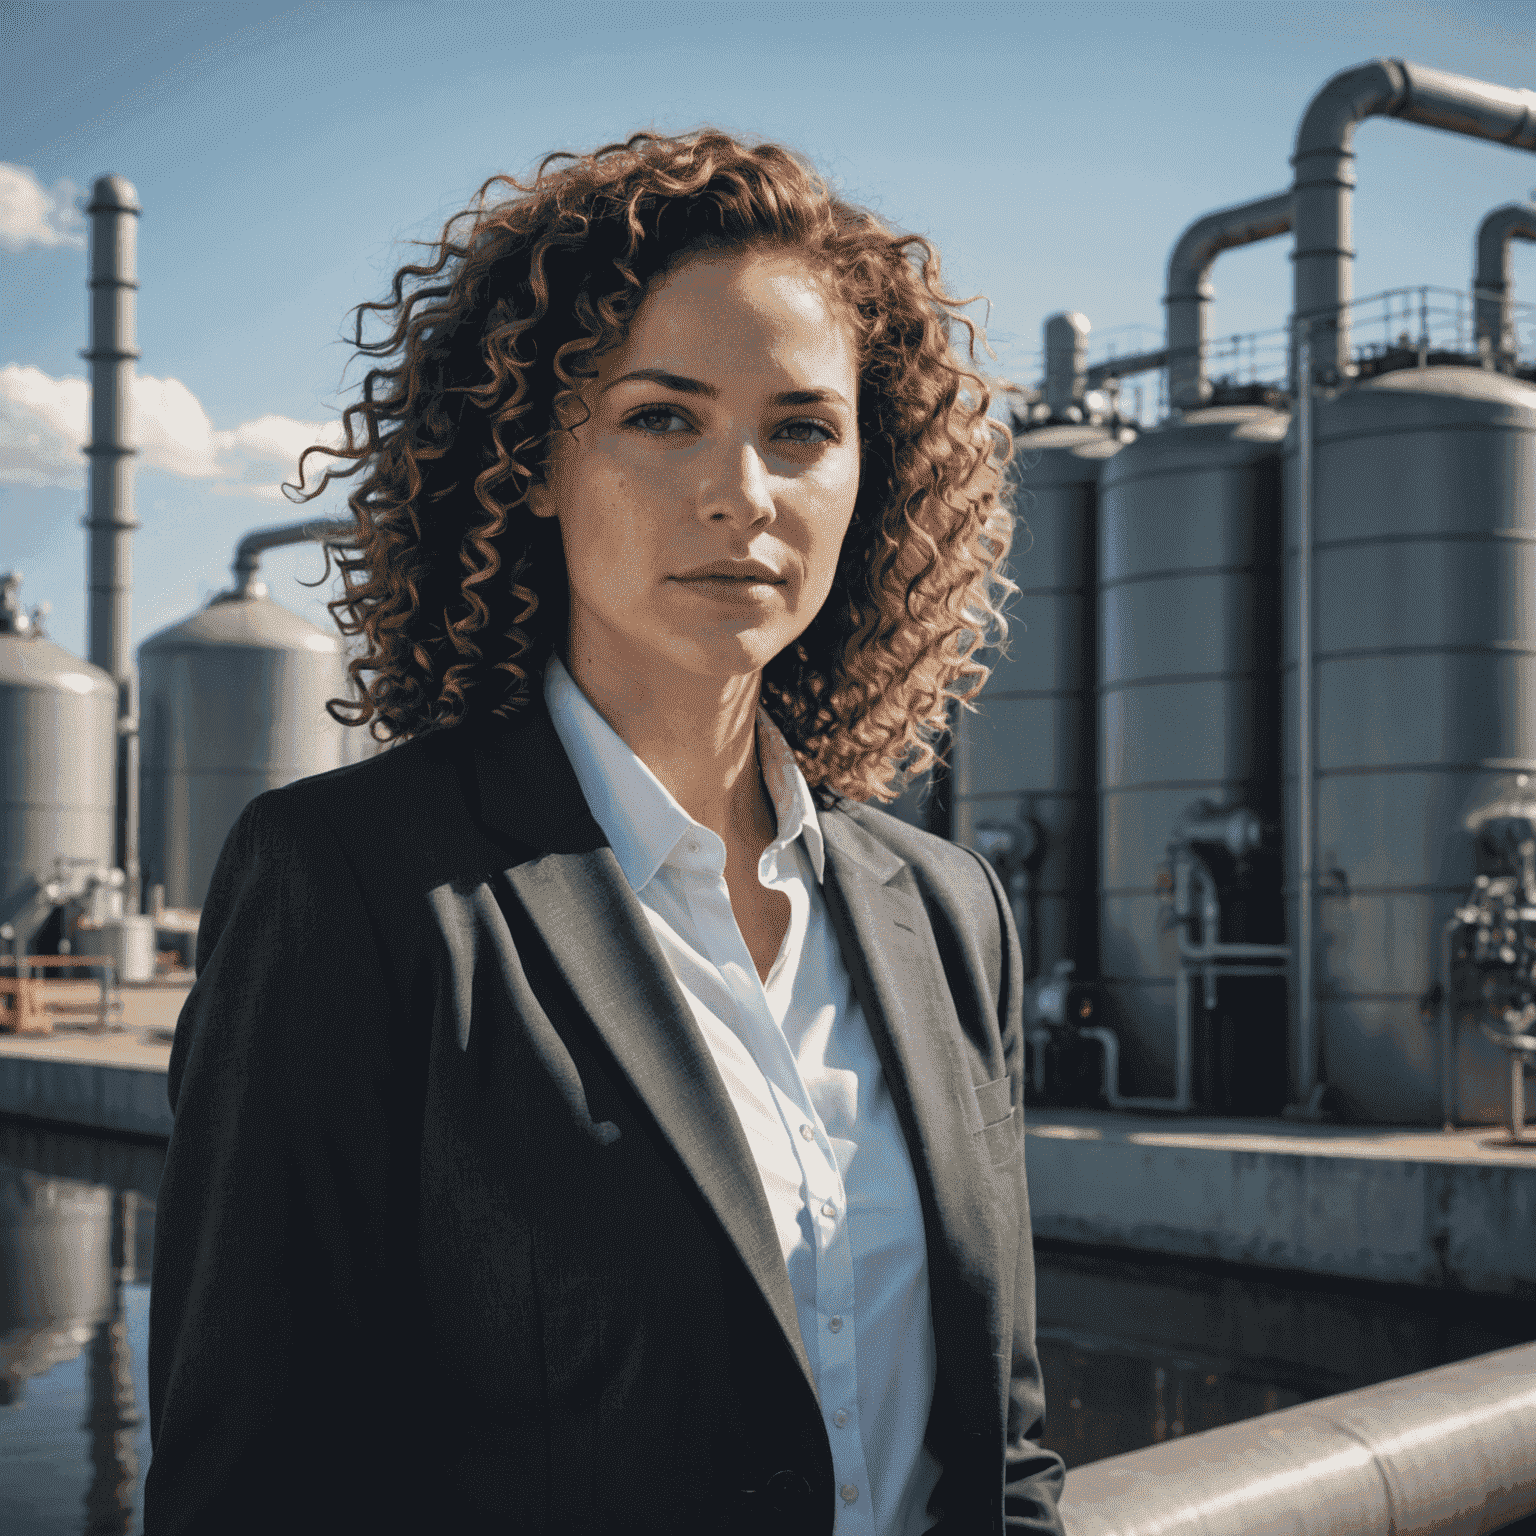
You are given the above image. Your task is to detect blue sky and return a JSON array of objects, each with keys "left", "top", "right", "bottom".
[{"left": 4, "top": 0, "right": 1536, "bottom": 660}]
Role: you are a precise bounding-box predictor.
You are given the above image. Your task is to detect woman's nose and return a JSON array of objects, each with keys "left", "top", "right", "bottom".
[{"left": 695, "top": 440, "right": 776, "bottom": 529}]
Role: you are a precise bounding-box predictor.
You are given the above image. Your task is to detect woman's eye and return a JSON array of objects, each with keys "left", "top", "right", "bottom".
[
  {"left": 629, "top": 406, "right": 691, "bottom": 434},
  {"left": 777, "top": 419, "right": 834, "bottom": 444}
]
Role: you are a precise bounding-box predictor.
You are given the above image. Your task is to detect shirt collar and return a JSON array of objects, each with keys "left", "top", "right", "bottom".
[{"left": 543, "top": 655, "right": 825, "bottom": 892}]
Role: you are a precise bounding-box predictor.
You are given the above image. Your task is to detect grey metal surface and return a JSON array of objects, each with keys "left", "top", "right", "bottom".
[
  {"left": 83, "top": 174, "right": 141, "bottom": 907},
  {"left": 0, "top": 612, "right": 117, "bottom": 950},
  {"left": 137, "top": 591, "right": 350, "bottom": 911},
  {"left": 1166, "top": 190, "right": 1292, "bottom": 410},
  {"left": 1097, "top": 405, "right": 1289, "bottom": 1099},
  {"left": 1475, "top": 201, "right": 1536, "bottom": 363},
  {"left": 1061, "top": 1338, "right": 1536, "bottom": 1536},
  {"left": 1283, "top": 366, "right": 1536, "bottom": 1124},
  {"left": 1044, "top": 313, "right": 1091, "bottom": 418},
  {"left": 953, "top": 423, "right": 1123, "bottom": 983},
  {"left": 1293, "top": 58, "right": 1536, "bottom": 379}
]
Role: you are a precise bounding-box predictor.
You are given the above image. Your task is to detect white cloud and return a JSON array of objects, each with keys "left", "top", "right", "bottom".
[
  {"left": 0, "top": 362, "right": 345, "bottom": 501},
  {"left": 0, "top": 164, "right": 86, "bottom": 254}
]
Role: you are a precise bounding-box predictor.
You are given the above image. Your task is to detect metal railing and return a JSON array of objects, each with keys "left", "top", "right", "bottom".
[
  {"left": 1009, "top": 286, "right": 1536, "bottom": 434},
  {"left": 1060, "top": 1339, "right": 1536, "bottom": 1536}
]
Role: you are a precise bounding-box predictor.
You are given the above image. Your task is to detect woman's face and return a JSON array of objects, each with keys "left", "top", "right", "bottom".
[{"left": 528, "top": 247, "right": 862, "bottom": 693}]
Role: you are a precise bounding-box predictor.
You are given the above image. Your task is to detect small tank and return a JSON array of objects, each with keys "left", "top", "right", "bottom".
[
  {"left": 1285, "top": 364, "right": 1536, "bottom": 1124},
  {"left": 1097, "top": 404, "right": 1290, "bottom": 1110},
  {"left": 0, "top": 575, "right": 117, "bottom": 950},
  {"left": 953, "top": 421, "right": 1125, "bottom": 986},
  {"left": 137, "top": 584, "right": 351, "bottom": 912}
]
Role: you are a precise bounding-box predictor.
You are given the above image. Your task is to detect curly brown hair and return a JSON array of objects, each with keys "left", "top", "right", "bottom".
[{"left": 291, "top": 128, "right": 1015, "bottom": 803}]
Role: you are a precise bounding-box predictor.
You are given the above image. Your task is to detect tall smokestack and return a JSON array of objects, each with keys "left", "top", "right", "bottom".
[{"left": 84, "top": 174, "right": 141, "bottom": 909}]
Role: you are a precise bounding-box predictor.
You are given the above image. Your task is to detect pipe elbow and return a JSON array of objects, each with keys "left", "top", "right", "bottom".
[
  {"left": 1293, "top": 58, "right": 1408, "bottom": 163},
  {"left": 1165, "top": 191, "right": 1295, "bottom": 302}
]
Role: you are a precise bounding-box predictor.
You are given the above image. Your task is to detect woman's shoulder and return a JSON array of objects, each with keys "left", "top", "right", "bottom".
[{"left": 822, "top": 798, "right": 1000, "bottom": 906}]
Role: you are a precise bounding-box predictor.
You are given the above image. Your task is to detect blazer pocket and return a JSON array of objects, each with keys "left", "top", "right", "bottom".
[{"left": 973, "top": 1074, "right": 1019, "bottom": 1165}]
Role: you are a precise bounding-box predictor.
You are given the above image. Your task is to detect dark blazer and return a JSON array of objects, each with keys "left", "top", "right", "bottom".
[{"left": 145, "top": 685, "right": 1067, "bottom": 1536}]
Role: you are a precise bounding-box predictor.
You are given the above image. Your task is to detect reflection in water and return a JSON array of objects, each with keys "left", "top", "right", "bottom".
[
  {"left": 1033, "top": 1240, "right": 1536, "bottom": 1469},
  {"left": 81, "top": 1192, "right": 141, "bottom": 1535},
  {"left": 1, "top": 1124, "right": 163, "bottom": 1535},
  {"left": 3, "top": 1123, "right": 1536, "bottom": 1528}
]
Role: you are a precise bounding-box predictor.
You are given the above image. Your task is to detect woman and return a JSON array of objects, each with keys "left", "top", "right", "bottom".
[{"left": 145, "top": 130, "right": 1065, "bottom": 1536}]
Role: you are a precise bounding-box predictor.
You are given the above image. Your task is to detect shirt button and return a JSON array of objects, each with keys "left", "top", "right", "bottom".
[
  {"left": 828, "top": 1315, "right": 842, "bottom": 1333},
  {"left": 821, "top": 1200, "right": 837, "bottom": 1219},
  {"left": 800, "top": 1123, "right": 814, "bottom": 1141},
  {"left": 833, "top": 1410, "right": 849, "bottom": 1428},
  {"left": 841, "top": 1484, "right": 859, "bottom": 1505}
]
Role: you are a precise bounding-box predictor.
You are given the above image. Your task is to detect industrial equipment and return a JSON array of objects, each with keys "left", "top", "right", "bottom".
[
  {"left": 137, "top": 519, "right": 355, "bottom": 912},
  {"left": 1096, "top": 403, "right": 1290, "bottom": 1106},
  {"left": 0, "top": 574, "right": 117, "bottom": 955},
  {"left": 951, "top": 314, "right": 1130, "bottom": 1002},
  {"left": 1284, "top": 364, "right": 1536, "bottom": 1124},
  {"left": 1440, "top": 782, "right": 1536, "bottom": 1141}
]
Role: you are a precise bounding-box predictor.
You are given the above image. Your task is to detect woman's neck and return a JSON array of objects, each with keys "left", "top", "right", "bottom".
[{"left": 560, "top": 646, "right": 775, "bottom": 851}]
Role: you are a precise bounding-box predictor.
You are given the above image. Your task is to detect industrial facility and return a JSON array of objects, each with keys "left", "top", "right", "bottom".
[
  {"left": 5, "top": 59, "right": 1536, "bottom": 1145},
  {"left": 6, "top": 50, "right": 1536, "bottom": 1536},
  {"left": 952, "top": 57, "right": 1536, "bottom": 1139}
]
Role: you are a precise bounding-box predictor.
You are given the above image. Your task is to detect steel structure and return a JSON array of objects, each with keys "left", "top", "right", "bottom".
[
  {"left": 0, "top": 577, "right": 117, "bottom": 951},
  {"left": 83, "top": 175, "right": 142, "bottom": 911},
  {"left": 137, "top": 520, "right": 354, "bottom": 911}
]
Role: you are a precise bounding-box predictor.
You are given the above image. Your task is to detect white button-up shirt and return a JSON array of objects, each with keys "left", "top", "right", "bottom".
[{"left": 545, "top": 657, "right": 942, "bottom": 1536}]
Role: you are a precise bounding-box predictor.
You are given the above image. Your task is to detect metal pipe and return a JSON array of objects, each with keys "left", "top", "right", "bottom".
[
  {"left": 1084, "top": 349, "right": 1167, "bottom": 389},
  {"left": 227, "top": 518, "right": 355, "bottom": 599},
  {"left": 1294, "top": 326, "right": 1318, "bottom": 1111},
  {"left": 1060, "top": 1339, "right": 1536, "bottom": 1536},
  {"left": 1165, "top": 191, "right": 1293, "bottom": 410},
  {"left": 1441, "top": 916, "right": 1459, "bottom": 1130},
  {"left": 1292, "top": 58, "right": 1536, "bottom": 383},
  {"left": 1043, "top": 312, "right": 1091, "bottom": 417},
  {"left": 84, "top": 174, "right": 141, "bottom": 911},
  {"left": 1474, "top": 200, "right": 1536, "bottom": 362}
]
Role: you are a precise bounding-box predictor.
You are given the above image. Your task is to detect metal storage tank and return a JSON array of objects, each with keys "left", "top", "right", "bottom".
[
  {"left": 0, "top": 576, "right": 117, "bottom": 950},
  {"left": 1284, "top": 366, "right": 1536, "bottom": 1124},
  {"left": 1097, "top": 405, "right": 1290, "bottom": 1108},
  {"left": 953, "top": 421, "right": 1123, "bottom": 982},
  {"left": 138, "top": 586, "right": 350, "bottom": 912}
]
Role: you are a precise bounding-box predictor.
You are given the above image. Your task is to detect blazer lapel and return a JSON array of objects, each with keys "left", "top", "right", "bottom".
[
  {"left": 465, "top": 698, "right": 819, "bottom": 1404},
  {"left": 818, "top": 808, "right": 1006, "bottom": 1449}
]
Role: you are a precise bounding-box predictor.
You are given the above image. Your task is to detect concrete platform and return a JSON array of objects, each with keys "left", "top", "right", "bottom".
[
  {"left": 3, "top": 1008, "right": 1534, "bottom": 1296},
  {"left": 0, "top": 983, "right": 183, "bottom": 1140},
  {"left": 1024, "top": 1108, "right": 1536, "bottom": 1299}
]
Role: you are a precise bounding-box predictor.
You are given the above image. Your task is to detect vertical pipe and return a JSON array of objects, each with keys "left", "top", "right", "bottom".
[
  {"left": 1474, "top": 202, "right": 1536, "bottom": 363},
  {"left": 1294, "top": 327, "right": 1317, "bottom": 1108},
  {"left": 1164, "top": 190, "right": 1293, "bottom": 411},
  {"left": 84, "top": 175, "right": 141, "bottom": 911},
  {"left": 1043, "top": 312, "right": 1090, "bottom": 418}
]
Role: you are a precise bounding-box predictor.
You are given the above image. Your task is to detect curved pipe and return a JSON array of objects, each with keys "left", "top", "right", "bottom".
[
  {"left": 1293, "top": 58, "right": 1536, "bottom": 379},
  {"left": 1474, "top": 201, "right": 1536, "bottom": 361},
  {"left": 1061, "top": 1339, "right": 1536, "bottom": 1536},
  {"left": 1165, "top": 191, "right": 1293, "bottom": 410},
  {"left": 227, "top": 518, "right": 355, "bottom": 598}
]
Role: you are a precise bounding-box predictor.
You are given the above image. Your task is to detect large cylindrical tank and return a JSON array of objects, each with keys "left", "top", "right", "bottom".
[
  {"left": 952, "top": 423, "right": 1125, "bottom": 984},
  {"left": 138, "top": 589, "right": 351, "bottom": 911},
  {"left": 1285, "top": 366, "right": 1536, "bottom": 1125},
  {"left": 0, "top": 590, "right": 117, "bottom": 949},
  {"left": 1097, "top": 405, "right": 1290, "bottom": 1107}
]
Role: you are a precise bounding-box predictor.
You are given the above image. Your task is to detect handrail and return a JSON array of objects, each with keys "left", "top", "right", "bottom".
[{"left": 1060, "top": 1339, "right": 1536, "bottom": 1536}]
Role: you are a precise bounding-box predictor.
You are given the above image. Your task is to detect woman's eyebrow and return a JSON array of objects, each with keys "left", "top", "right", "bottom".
[{"left": 602, "top": 367, "right": 850, "bottom": 410}]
